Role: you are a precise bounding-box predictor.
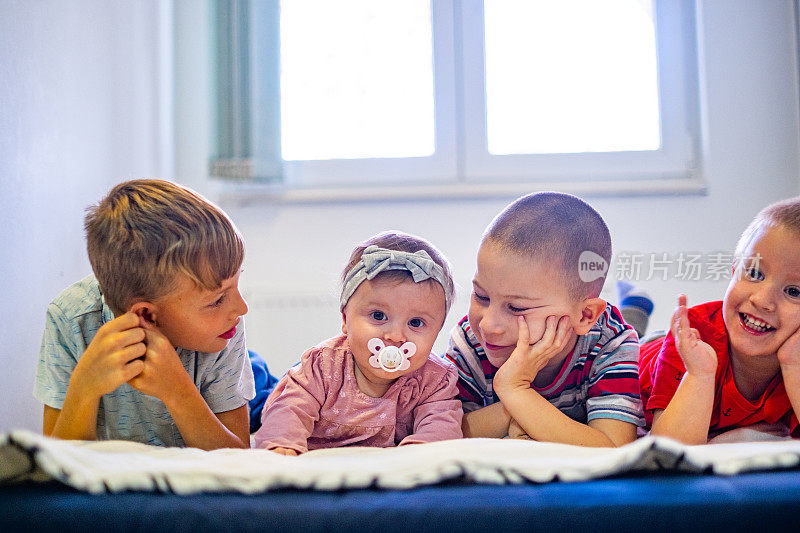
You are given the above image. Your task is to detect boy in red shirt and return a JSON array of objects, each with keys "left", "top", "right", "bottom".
[{"left": 640, "top": 197, "right": 800, "bottom": 443}]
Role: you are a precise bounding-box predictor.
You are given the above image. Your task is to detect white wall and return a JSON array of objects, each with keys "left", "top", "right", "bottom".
[
  {"left": 1, "top": 0, "right": 798, "bottom": 432},
  {"left": 0, "top": 1, "right": 170, "bottom": 432}
]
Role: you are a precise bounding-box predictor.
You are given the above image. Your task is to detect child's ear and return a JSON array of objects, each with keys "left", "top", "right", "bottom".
[
  {"left": 130, "top": 301, "right": 159, "bottom": 330},
  {"left": 341, "top": 311, "right": 348, "bottom": 335},
  {"left": 573, "top": 298, "right": 607, "bottom": 335}
]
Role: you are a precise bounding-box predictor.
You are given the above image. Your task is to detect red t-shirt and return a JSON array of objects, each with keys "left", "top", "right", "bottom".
[{"left": 639, "top": 300, "right": 798, "bottom": 436}]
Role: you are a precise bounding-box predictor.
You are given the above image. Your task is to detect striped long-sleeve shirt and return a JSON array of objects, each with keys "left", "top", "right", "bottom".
[{"left": 443, "top": 303, "right": 645, "bottom": 427}]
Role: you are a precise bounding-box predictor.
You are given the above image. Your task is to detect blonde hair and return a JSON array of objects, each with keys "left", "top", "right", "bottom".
[
  {"left": 84, "top": 179, "right": 245, "bottom": 315},
  {"left": 484, "top": 191, "right": 612, "bottom": 299},
  {"left": 735, "top": 196, "right": 800, "bottom": 259},
  {"left": 341, "top": 231, "right": 456, "bottom": 315}
]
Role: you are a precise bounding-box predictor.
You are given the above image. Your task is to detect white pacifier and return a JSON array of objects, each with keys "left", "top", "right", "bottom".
[{"left": 367, "top": 338, "right": 417, "bottom": 372}]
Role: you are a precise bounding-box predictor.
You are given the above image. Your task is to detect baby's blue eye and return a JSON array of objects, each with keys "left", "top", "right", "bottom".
[
  {"left": 409, "top": 318, "right": 424, "bottom": 328},
  {"left": 786, "top": 286, "right": 800, "bottom": 299},
  {"left": 370, "top": 311, "right": 387, "bottom": 321}
]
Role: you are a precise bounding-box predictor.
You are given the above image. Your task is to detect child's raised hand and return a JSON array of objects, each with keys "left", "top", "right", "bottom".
[
  {"left": 71, "top": 312, "right": 146, "bottom": 399},
  {"left": 494, "top": 314, "right": 573, "bottom": 390},
  {"left": 671, "top": 294, "right": 717, "bottom": 377},
  {"left": 127, "top": 328, "right": 192, "bottom": 404},
  {"left": 270, "top": 447, "right": 299, "bottom": 456},
  {"left": 777, "top": 325, "right": 800, "bottom": 368}
]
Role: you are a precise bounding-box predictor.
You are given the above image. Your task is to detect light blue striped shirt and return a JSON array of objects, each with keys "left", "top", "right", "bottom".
[{"left": 34, "top": 275, "right": 255, "bottom": 447}]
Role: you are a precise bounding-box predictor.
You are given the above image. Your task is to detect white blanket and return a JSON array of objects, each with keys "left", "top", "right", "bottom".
[{"left": 2, "top": 429, "right": 800, "bottom": 495}]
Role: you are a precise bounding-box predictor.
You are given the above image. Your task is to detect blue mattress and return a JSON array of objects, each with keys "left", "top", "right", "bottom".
[{"left": 3, "top": 470, "right": 800, "bottom": 532}]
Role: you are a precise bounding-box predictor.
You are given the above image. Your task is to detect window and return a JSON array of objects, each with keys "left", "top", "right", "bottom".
[
  {"left": 483, "top": 2, "right": 661, "bottom": 156},
  {"left": 211, "top": 0, "right": 700, "bottom": 197},
  {"left": 277, "top": 0, "right": 456, "bottom": 186}
]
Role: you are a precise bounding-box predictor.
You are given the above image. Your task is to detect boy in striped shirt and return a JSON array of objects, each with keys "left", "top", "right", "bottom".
[{"left": 444, "top": 192, "right": 644, "bottom": 446}]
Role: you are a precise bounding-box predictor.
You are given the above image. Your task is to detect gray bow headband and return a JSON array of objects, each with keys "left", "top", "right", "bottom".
[{"left": 340, "top": 245, "right": 452, "bottom": 310}]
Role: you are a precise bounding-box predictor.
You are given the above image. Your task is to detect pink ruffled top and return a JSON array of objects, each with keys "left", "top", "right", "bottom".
[{"left": 254, "top": 334, "right": 463, "bottom": 453}]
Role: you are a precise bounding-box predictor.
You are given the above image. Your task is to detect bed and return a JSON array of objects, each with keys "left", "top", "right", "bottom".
[
  {"left": 2, "top": 430, "right": 800, "bottom": 532},
  {"left": 5, "top": 470, "right": 800, "bottom": 533}
]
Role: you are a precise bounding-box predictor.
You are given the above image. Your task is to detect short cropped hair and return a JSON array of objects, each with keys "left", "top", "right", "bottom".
[
  {"left": 341, "top": 231, "right": 456, "bottom": 316},
  {"left": 483, "top": 191, "right": 611, "bottom": 299},
  {"left": 735, "top": 195, "right": 800, "bottom": 258},
  {"left": 85, "top": 179, "right": 245, "bottom": 316}
]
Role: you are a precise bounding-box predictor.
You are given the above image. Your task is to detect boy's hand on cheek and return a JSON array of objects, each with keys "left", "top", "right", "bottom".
[
  {"left": 777, "top": 325, "right": 800, "bottom": 369},
  {"left": 672, "top": 294, "right": 716, "bottom": 377},
  {"left": 72, "top": 312, "right": 146, "bottom": 399},
  {"left": 127, "top": 328, "right": 192, "bottom": 404},
  {"left": 494, "top": 314, "right": 572, "bottom": 392}
]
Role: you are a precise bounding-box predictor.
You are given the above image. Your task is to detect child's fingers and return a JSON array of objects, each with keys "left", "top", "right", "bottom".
[
  {"left": 689, "top": 328, "right": 702, "bottom": 342},
  {"left": 271, "top": 447, "right": 298, "bottom": 456},
  {"left": 113, "top": 327, "right": 146, "bottom": 350},
  {"left": 670, "top": 294, "right": 689, "bottom": 336},
  {"left": 777, "top": 325, "right": 800, "bottom": 366},
  {"left": 117, "top": 341, "right": 146, "bottom": 363},
  {"left": 534, "top": 315, "right": 558, "bottom": 348},
  {"left": 92, "top": 323, "right": 144, "bottom": 357},
  {"left": 122, "top": 359, "right": 145, "bottom": 381},
  {"left": 553, "top": 315, "right": 572, "bottom": 348},
  {"left": 516, "top": 315, "right": 531, "bottom": 348},
  {"left": 103, "top": 312, "right": 141, "bottom": 334},
  {"left": 678, "top": 304, "right": 691, "bottom": 338},
  {"left": 91, "top": 314, "right": 140, "bottom": 351},
  {"left": 785, "top": 325, "right": 800, "bottom": 348},
  {"left": 670, "top": 306, "right": 682, "bottom": 335}
]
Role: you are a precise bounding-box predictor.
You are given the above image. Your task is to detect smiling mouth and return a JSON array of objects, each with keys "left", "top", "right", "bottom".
[{"left": 739, "top": 313, "right": 775, "bottom": 334}]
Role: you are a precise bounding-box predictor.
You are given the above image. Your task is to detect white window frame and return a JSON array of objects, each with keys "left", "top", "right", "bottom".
[
  {"left": 460, "top": 0, "right": 699, "bottom": 183},
  {"left": 281, "top": 0, "right": 459, "bottom": 187},
  {"left": 211, "top": 0, "right": 703, "bottom": 202}
]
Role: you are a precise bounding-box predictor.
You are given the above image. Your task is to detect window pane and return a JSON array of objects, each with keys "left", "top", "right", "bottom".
[
  {"left": 484, "top": 0, "right": 660, "bottom": 155},
  {"left": 280, "top": 0, "right": 434, "bottom": 161}
]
